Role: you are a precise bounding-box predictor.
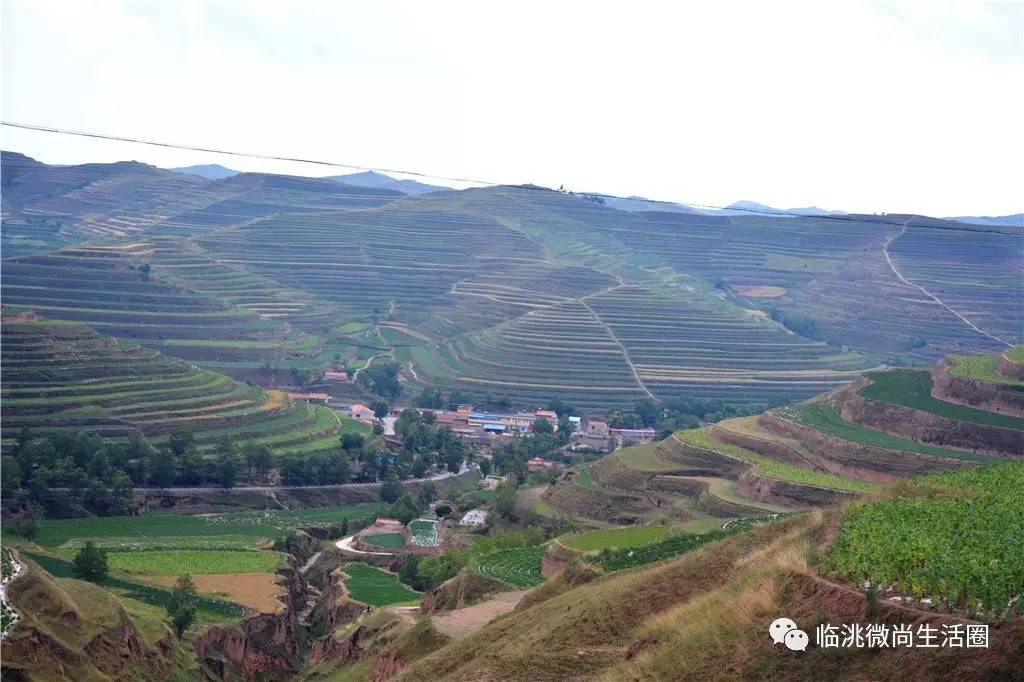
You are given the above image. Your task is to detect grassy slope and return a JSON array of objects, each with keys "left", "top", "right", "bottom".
[
  {"left": 342, "top": 562, "right": 420, "bottom": 606},
  {"left": 948, "top": 354, "right": 1024, "bottom": 385}
]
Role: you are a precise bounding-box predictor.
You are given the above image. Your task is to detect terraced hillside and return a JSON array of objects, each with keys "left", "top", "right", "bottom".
[
  {"left": 4, "top": 155, "right": 1020, "bottom": 410},
  {"left": 0, "top": 316, "right": 340, "bottom": 454},
  {"left": 544, "top": 349, "right": 1022, "bottom": 527},
  {"left": 1, "top": 244, "right": 324, "bottom": 370}
]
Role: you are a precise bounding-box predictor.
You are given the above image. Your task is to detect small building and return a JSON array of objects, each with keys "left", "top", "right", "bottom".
[
  {"left": 373, "top": 518, "right": 404, "bottom": 529},
  {"left": 323, "top": 370, "right": 349, "bottom": 382},
  {"left": 535, "top": 410, "right": 558, "bottom": 425},
  {"left": 610, "top": 427, "right": 657, "bottom": 443},
  {"left": 586, "top": 419, "right": 609, "bottom": 437},
  {"left": 527, "top": 457, "right": 557, "bottom": 471},
  {"left": 350, "top": 403, "right": 376, "bottom": 422},
  {"left": 483, "top": 423, "right": 507, "bottom": 435},
  {"left": 460, "top": 509, "right": 489, "bottom": 526}
]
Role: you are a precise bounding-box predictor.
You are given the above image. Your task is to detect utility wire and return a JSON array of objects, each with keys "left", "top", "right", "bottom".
[{"left": 2, "top": 120, "right": 1017, "bottom": 233}]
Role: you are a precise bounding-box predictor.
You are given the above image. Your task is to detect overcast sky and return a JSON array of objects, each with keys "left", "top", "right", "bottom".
[{"left": 2, "top": 1, "right": 1022, "bottom": 216}]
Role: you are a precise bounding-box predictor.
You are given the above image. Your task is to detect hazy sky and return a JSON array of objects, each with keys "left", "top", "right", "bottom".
[{"left": 2, "top": 1, "right": 1022, "bottom": 216}]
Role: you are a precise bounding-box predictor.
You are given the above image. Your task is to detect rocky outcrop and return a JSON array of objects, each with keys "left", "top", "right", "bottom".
[
  {"left": 195, "top": 611, "right": 298, "bottom": 680},
  {"left": 840, "top": 391, "right": 1024, "bottom": 457},
  {"left": 931, "top": 360, "right": 1024, "bottom": 416}
]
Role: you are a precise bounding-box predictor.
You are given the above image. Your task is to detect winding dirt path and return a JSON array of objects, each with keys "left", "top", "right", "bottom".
[
  {"left": 579, "top": 281, "right": 655, "bottom": 399},
  {"left": 883, "top": 221, "right": 1011, "bottom": 347},
  {"left": 334, "top": 535, "right": 396, "bottom": 556}
]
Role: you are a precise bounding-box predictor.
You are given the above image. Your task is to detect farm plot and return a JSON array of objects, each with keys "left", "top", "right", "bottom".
[
  {"left": 361, "top": 533, "right": 406, "bottom": 549},
  {"left": 824, "top": 461, "right": 1024, "bottom": 613},
  {"left": 342, "top": 562, "right": 420, "bottom": 606},
  {"left": 32, "top": 503, "right": 387, "bottom": 548},
  {"left": 947, "top": 354, "right": 1024, "bottom": 385},
  {"left": 859, "top": 370, "right": 1024, "bottom": 430},
  {"left": 409, "top": 519, "right": 439, "bottom": 547},
  {"left": 593, "top": 530, "right": 732, "bottom": 572},
  {"left": 469, "top": 547, "right": 546, "bottom": 588},
  {"left": 105, "top": 549, "right": 282, "bottom": 576},
  {"left": 561, "top": 526, "right": 671, "bottom": 552}
]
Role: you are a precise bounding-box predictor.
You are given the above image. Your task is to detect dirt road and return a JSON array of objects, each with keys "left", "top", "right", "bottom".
[{"left": 430, "top": 590, "right": 528, "bottom": 639}]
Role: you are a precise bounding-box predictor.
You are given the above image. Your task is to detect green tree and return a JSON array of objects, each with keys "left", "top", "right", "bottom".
[
  {"left": 1, "top": 456, "right": 23, "bottom": 495},
  {"left": 216, "top": 451, "right": 238, "bottom": 489},
  {"left": 418, "top": 480, "right": 438, "bottom": 505},
  {"left": 532, "top": 418, "right": 554, "bottom": 435},
  {"left": 149, "top": 450, "right": 176, "bottom": 489},
  {"left": 110, "top": 470, "right": 135, "bottom": 513},
  {"left": 72, "top": 542, "right": 109, "bottom": 583},
  {"left": 248, "top": 445, "right": 274, "bottom": 483},
  {"left": 168, "top": 430, "right": 195, "bottom": 457},
  {"left": 478, "top": 458, "right": 492, "bottom": 476},
  {"left": 379, "top": 477, "right": 404, "bottom": 504},
  {"left": 167, "top": 574, "right": 198, "bottom": 639},
  {"left": 371, "top": 400, "right": 390, "bottom": 420}
]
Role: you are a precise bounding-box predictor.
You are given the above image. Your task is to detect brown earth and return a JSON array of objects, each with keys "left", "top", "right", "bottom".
[
  {"left": 931, "top": 359, "right": 1024, "bottom": 416},
  {"left": 733, "top": 284, "right": 786, "bottom": 298},
  {"left": 735, "top": 469, "right": 856, "bottom": 507},
  {"left": 146, "top": 573, "right": 286, "bottom": 613},
  {"left": 419, "top": 568, "right": 506, "bottom": 615},
  {"left": 429, "top": 590, "right": 527, "bottom": 640},
  {"left": 999, "top": 354, "right": 1024, "bottom": 381}
]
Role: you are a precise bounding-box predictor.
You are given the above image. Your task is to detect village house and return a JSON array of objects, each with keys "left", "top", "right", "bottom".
[
  {"left": 610, "top": 427, "right": 657, "bottom": 443},
  {"left": 349, "top": 403, "right": 376, "bottom": 423},
  {"left": 585, "top": 419, "right": 609, "bottom": 437},
  {"left": 323, "top": 369, "right": 349, "bottom": 382}
]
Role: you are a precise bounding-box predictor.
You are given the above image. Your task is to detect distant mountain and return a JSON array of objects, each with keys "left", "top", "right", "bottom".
[
  {"left": 327, "top": 170, "right": 448, "bottom": 195},
  {"left": 949, "top": 214, "right": 1023, "bottom": 228},
  {"left": 170, "top": 163, "right": 239, "bottom": 180},
  {"left": 696, "top": 200, "right": 847, "bottom": 218},
  {"left": 602, "top": 196, "right": 702, "bottom": 214}
]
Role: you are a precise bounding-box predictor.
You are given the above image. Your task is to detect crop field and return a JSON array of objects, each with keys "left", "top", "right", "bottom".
[
  {"left": 32, "top": 503, "right": 387, "bottom": 548},
  {"left": 0, "top": 318, "right": 341, "bottom": 454},
  {"left": 105, "top": 549, "right": 282, "bottom": 576},
  {"left": 409, "top": 519, "right": 439, "bottom": 547},
  {"left": 561, "top": 526, "right": 671, "bottom": 552},
  {"left": 23, "top": 551, "right": 245, "bottom": 622},
  {"left": 1007, "top": 347, "right": 1024, "bottom": 363},
  {"left": 361, "top": 533, "right": 406, "bottom": 548},
  {"left": 342, "top": 562, "right": 420, "bottom": 606},
  {"left": 859, "top": 370, "right": 1024, "bottom": 430},
  {"left": 469, "top": 547, "right": 546, "bottom": 588},
  {"left": 676, "top": 428, "right": 878, "bottom": 493},
  {"left": 593, "top": 530, "right": 732, "bottom": 572},
  {"left": 776, "top": 402, "right": 997, "bottom": 463},
  {"left": 824, "top": 461, "right": 1024, "bottom": 613},
  {"left": 947, "top": 354, "right": 1024, "bottom": 385}
]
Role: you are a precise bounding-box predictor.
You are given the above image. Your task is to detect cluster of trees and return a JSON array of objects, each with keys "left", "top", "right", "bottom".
[
  {"left": 767, "top": 306, "right": 821, "bottom": 341},
  {"left": 411, "top": 387, "right": 474, "bottom": 410},
  {"left": 357, "top": 361, "right": 402, "bottom": 400},
  {"left": 379, "top": 478, "right": 438, "bottom": 523},
  {"left": 3, "top": 430, "right": 146, "bottom": 515},
  {"left": 605, "top": 398, "right": 766, "bottom": 438}
]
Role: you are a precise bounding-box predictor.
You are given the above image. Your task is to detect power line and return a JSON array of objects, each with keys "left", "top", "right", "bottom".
[{"left": 1, "top": 120, "right": 1016, "bottom": 233}]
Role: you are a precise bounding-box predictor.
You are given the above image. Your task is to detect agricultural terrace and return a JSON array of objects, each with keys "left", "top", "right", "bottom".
[
  {"left": 30, "top": 503, "right": 387, "bottom": 549},
  {"left": 23, "top": 551, "right": 245, "bottom": 623},
  {"left": 469, "top": 547, "right": 546, "bottom": 588},
  {"left": 825, "top": 461, "right": 1024, "bottom": 615},
  {"left": 859, "top": 370, "right": 1024, "bottom": 430},
  {"left": 1, "top": 245, "right": 317, "bottom": 367},
  {"left": 560, "top": 526, "right": 671, "bottom": 552},
  {"left": 775, "top": 403, "right": 997, "bottom": 464},
  {"left": 675, "top": 428, "right": 878, "bottom": 493},
  {"left": 947, "top": 354, "right": 1024, "bottom": 385},
  {"left": 342, "top": 562, "right": 420, "bottom": 606},
  {"left": 0, "top": 318, "right": 341, "bottom": 455}
]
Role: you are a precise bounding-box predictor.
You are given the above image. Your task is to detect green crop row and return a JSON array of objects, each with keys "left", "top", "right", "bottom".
[{"left": 469, "top": 547, "right": 546, "bottom": 588}]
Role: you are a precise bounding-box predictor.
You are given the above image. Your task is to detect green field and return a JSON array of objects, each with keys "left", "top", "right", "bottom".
[
  {"left": 361, "top": 533, "right": 406, "bottom": 548},
  {"left": 469, "top": 547, "right": 546, "bottom": 588},
  {"left": 32, "top": 503, "right": 387, "bottom": 548},
  {"left": 594, "top": 530, "right": 732, "bottom": 572},
  {"left": 561, "top": 526, "right": 671, "bottom": 552},
  {"left": 947, "top": 354, "right": 1024, "bottom": 386},
  {"left": 676, "top": 428, "right": 878, "bottom": 493},
  {"left": 107, "top": 549, "right": 282, "bottom": 576},
  {"left": 1006, "top": 347, "right": 1024, "bottom": 363},
  {"left": 778, "top": 403, "right": 996, "bottom": 463},
  {"left": 860, "top": 370, "right": 1024, "bottom": 430},
  {"left": 825, "top": 461, "right": 1024, "bottom": 612},
  {"left": 23, "top": 551, "right": 245, "bottom": 622},
  {"left": 342, "top": 562, "right": 420, "bottom": 606}
]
